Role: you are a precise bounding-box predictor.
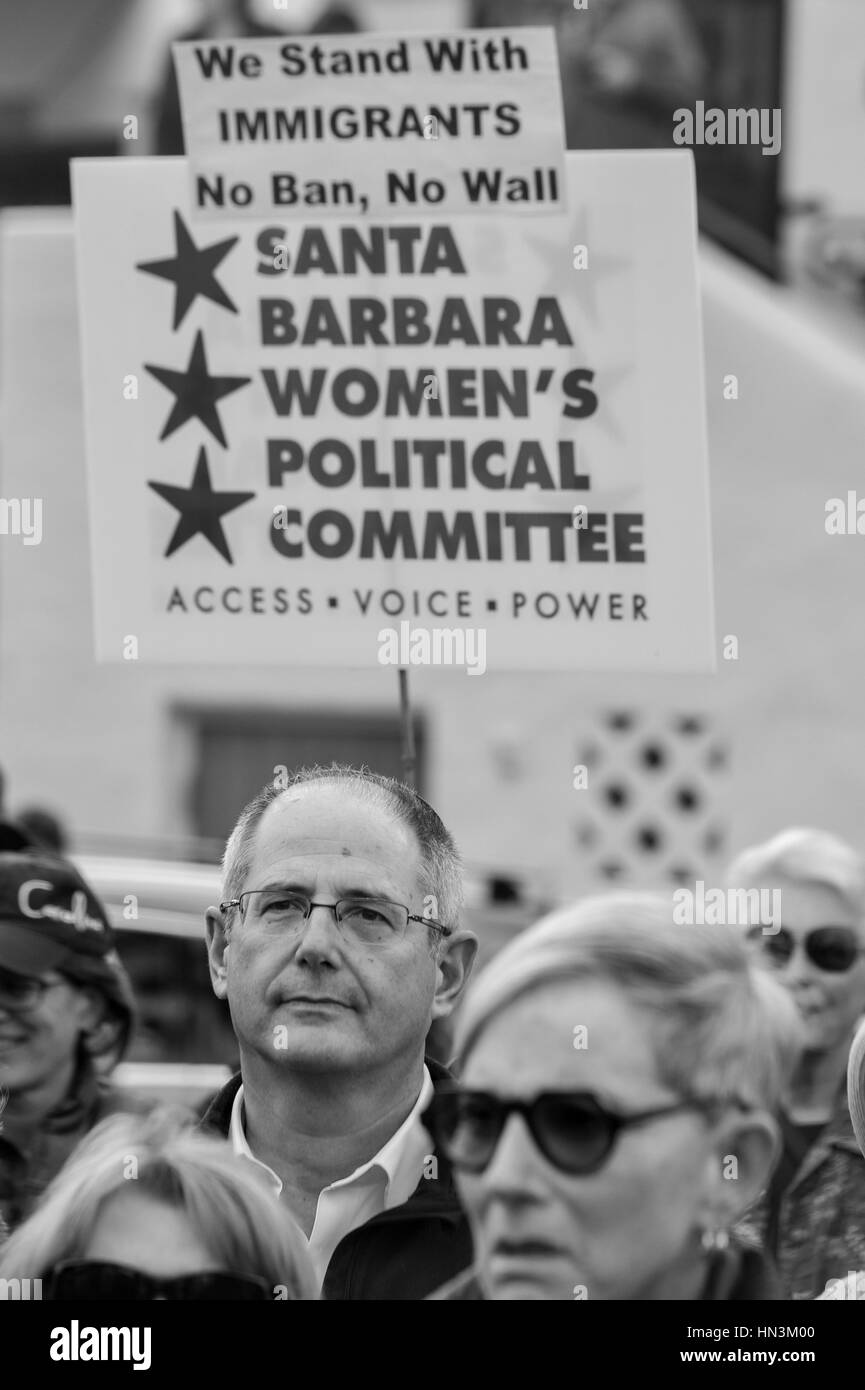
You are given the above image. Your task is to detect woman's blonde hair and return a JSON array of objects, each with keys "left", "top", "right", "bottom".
[
  {"left": 0, "top": 1107, "right": 317, "bottom": 1299},
  {"left": 726, "top": 827, "right": 865, "bottom": 927},
  {"left": 455, "top": 892, "right": 804, "bottom": 1113}
]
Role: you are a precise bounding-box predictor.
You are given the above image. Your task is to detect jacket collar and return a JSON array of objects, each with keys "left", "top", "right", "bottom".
[{"left": 199, "top": 1069, "right": 242, "bottom": 1138}]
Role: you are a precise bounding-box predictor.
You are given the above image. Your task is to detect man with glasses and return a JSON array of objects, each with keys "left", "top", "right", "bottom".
[
  {"left": 727, "top": 827, "right": 865, "bottom": 1299},
  {"left": 0, "top": 853, "right": 138, "bottom": 1233},
  {"left": 201, "top": 765, "right": 478, "bottom": 1299}
]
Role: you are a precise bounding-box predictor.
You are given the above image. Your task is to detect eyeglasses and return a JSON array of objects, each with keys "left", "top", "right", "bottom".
[
  {"left": 746, "top": 925, "right": 864, "bottom": 974},
  {"left": 424, "top": 1087, "right": 711, "bottom": 1177},
  {"left": 0, "top": 966, "right": 63, "bottom": 1014},
  {"left": 46, "top": 1260, "right": 273, "bottom": 1301},
  {"left": 218, "top": 889, "right": 451, "bottom": 946}
]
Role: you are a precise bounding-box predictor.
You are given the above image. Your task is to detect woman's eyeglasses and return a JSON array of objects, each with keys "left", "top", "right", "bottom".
[
  {"left": 0, "top": 966, "right": 62, "bottom": 1014},
  {"left": 424, "top": 1087, "right": 711, "bottom": 1177},
  {"left": 746, "top": 925, "right": 864, "bottom": 974},
  {"left": 45, "top": 1260, "right": 273, "bottom": 1301}
]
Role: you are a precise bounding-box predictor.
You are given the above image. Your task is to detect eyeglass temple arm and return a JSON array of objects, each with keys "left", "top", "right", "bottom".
[{"left": 408, "top": 913, "right": 452, "bottom": 937}]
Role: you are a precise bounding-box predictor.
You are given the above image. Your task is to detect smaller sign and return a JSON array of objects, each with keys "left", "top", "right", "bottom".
[{"left": 173, "top": 27, "right": 566, "bottom": 221}]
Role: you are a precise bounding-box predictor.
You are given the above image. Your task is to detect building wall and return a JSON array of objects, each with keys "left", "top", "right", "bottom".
[{"left": 1, "top": 215, "right": 864, "bottom": 901}]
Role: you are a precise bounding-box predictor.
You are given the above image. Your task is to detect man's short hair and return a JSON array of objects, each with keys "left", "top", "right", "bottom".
[
  {"left": 726, "top": 827, "right": 865, "bottom": 928},
  {"left": 220, "top": 764, "right": 464, "bottom": 933},
  {"left": 455, "top": 892, "right": 803, "bottom": 1114}
]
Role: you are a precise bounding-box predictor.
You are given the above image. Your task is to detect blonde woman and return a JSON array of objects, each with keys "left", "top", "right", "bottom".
[
  {"left": 0, "top": 1108, "right": 317, "bottom": 1300},
  {"left": 427, "top": 892, "right": 803, "bottom": 1301}
]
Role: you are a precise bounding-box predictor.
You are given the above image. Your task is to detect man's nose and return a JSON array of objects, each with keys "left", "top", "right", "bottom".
[
  {"left": 294, "top": 902, "right": 343, "bottom": 964},
  {"left": 481, "top": 1112, "right": 550, "bottom": 1201}
]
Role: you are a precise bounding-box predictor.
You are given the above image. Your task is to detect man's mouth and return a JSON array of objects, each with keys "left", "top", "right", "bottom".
[{"left": 282, "top": 996, "right": 350, "bottom": 1008}]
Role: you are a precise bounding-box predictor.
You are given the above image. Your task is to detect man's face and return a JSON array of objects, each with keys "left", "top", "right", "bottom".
[
  {"left": 209, "top": 787, "right": 442, "bottom": 1075},
  {"left": 0, "top": 971, "right": 97, "bottom": 1095},
  {"left": 744, "top": 876, "right": 865, "bottom": 1055}
]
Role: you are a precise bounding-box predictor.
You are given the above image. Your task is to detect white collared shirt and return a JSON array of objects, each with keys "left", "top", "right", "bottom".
[{"left": 229, "top": 1067, "right": 435, "bottom": 1292}]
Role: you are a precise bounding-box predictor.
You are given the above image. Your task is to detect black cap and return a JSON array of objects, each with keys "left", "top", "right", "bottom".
[{"left": 0, "top": 852, "right": 114, "bottom": 974}]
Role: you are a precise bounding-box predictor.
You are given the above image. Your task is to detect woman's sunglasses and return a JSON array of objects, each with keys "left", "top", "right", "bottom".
[
  {"left": 746, "top": 925, "right": 864, "bottom": 974},
  {"left": 424, "top": 1087, "right": 709, "bottom": 1177},
  {"left": 45, "top": 1260, "right": 273, "bottom": 1301}
]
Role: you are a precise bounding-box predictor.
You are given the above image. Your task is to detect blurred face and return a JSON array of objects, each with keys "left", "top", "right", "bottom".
[
  {"left": 208, "top": 787, "right": 448, "bottom": 1076},
  {"left": 457, "top": 981, "right": 726, "bottom": 1301},
  {"left": 744, "top": 877, "right": 865, "bottom": 1055},
  {"left": 83, "top": 1190, "right": 221, "bottom": 1276},
  {"left": 0, "top": 971, "right": 99, "bottom": 1097}
]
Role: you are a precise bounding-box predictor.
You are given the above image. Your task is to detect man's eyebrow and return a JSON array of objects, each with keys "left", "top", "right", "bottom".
[
  {"left": 252, "top": 879, "right": 312, "bottom": 895},
  {"left": 250, "top": 881, "right": 395, "bottom": 899},
  {"left": 334, "top": 887, "right": 393, "bottom": 900}
]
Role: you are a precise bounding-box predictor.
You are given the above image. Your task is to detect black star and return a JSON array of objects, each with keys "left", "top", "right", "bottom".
[
  {"left": 148, "top": 447, "right": 255, "bottom": 563},
  {"left": 136, "top": 211, "right": 238, "bottom": 329},
  {"left": 145, "top": 331, "right": 250, "bottom": 446}
]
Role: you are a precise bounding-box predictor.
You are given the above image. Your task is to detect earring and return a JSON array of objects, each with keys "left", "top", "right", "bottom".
[{"left": 700, "top": 1227, "right": 730, "bottom": 1253}]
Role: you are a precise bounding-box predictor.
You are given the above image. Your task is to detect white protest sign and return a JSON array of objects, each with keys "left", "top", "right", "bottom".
[
  {"left": 172, "top": 28, "right": 566, "bottom": 220},
  {"left": 72, "top": 150, "right": 714, "bottom": 672}
]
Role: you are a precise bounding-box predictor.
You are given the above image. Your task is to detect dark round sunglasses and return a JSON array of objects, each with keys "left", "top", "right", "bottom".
[
  {"left": 45, "top": 1260, "right": 272, "bottom": 1301},
  {"left": 747, "top": 924, "right": 864, "bottom": 974},
  {"left": 424, "top": 1087, "right": 709, "bottom": 1177}
]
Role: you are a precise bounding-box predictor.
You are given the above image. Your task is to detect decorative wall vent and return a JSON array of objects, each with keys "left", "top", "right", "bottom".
[{"left": 573, "top": 710, "right": 728, "bottom": 887}]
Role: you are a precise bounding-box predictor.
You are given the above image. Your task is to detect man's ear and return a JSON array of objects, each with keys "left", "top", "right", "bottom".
[
  {"left": 698, "top": 1109, "right": 780, "bottom": 1232},
  {"left": 205, "top": 906, "right": 231, "bottom": 1000},
  {"left": 431, "top": 930, "right": 478, "bottom": 1021}
]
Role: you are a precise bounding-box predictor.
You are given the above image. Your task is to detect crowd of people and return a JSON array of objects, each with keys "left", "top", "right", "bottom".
[{"left": 1, "top": 762, "right": 865, "bottom": 1301}]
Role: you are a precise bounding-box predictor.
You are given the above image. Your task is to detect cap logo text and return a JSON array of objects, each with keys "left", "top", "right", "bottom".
[{"left": 18, "top": 881, "right": 104, "bottom": 933}]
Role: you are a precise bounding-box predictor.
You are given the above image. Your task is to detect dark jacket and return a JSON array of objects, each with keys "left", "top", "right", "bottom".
[
  {"left": 736, "top": 1081, "right": 865, "bottom": 1300},
  {"left": 199, "top": 1058, "right": 473, "bottom": 1301},
  {"left": 429, "top": 1238, "right": 781, "bottom": 1301}
]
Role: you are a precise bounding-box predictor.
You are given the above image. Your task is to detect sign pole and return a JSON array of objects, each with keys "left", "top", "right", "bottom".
[{"left": 398, "top": 667, "right": 416, "bottom": 788}]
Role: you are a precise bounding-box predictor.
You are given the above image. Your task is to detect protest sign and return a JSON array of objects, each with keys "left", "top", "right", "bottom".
[
  {"left": 172, "top": 28, "right": 566, "bottom": 221},
  {"left": 72, "top": 150, "right": 714, "bottom": 672}
]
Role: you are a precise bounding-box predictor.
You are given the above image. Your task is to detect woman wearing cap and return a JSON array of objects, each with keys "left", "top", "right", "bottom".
[
  {"left": 0, "top": 852, "right": 141, "bottom": 1233},
  {"left": 726, "top": 829, "right": 865, "bottom": 1300},
  {"left": 0, "top": 1108, "right": 316, "bottom": 1300},
  {"left": 425, "top": 892, "right": 802, "bottom": 1300}
]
